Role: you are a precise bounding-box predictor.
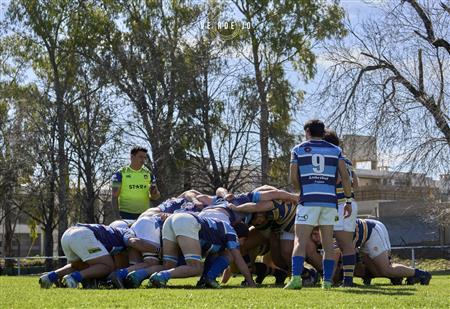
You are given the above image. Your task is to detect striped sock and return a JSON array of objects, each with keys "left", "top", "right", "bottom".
[{"left": 342, "top": 254, "right": 356, "bottom": 285}]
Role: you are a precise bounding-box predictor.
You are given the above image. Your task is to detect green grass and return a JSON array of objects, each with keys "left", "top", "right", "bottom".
[{"left": 1, "top": 275, "right": 449, "bottom": 308}]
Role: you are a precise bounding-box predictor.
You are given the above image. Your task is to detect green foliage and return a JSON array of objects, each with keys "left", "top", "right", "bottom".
[{"left": 0, "top": 275, "right": 449, "bottom": 308}]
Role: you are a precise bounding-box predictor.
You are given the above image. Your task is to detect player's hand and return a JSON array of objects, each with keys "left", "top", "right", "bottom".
[
  {"left": 344, "top": 203, "right": 352, "bottom": 218},
  {"left": 227, "top": 203, "right": 238, "bottom": 211},
  {"left": 159, "top": 213, "right": 170, "bottom": 221}
]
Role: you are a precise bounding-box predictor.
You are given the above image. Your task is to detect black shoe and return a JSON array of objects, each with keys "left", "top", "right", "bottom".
[
  {"left": 274, "top": 269, "right": 288, "bottom": 286},
  {"left": 81, "top": 278, "right": 98, "bottom": 289},
  {"left": 362, "top": 276, "right": 372, "bottom": 286},
  {"left": 406, "top": 276, "right": 419, "bottom": 285},
  {"left": 254, "top": 263, "right": 268, "bottom": 285},
  {"left": 390, "top": 277, "right": 403, "bottom": 285},
  {"left": 302, "top": 268, "right": 319, "bottom": 287},
  {"left": 419, "top": 272, "right": 432, "bottom": 285},
  {"left": 196, "top": 277, "right": 207, "bottom": 288}
]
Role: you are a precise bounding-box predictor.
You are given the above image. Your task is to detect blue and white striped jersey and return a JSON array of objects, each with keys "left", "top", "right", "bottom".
[{"left": 291, "top": 140, "right": 343, "bottom": 208}]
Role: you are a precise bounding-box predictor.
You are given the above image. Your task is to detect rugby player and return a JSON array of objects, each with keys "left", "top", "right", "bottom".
[
  {"left": 38, "top": 223, "right": 145, "bottom": 288},
  {"left": 139, "top": 190, "right": 205, "bottom": 217},
  {"left": 148, "top": 212, "right": 256, "bottom": 288},
  {"left": 285, "top": 119, "right": 352, "bottom": 290},
  {"left": 107, "top": 215, "right": 164, "bottom": 288},
  {"left": 354, "top": 219, "right": 431, "bottom": 285},
  {"left": 323, "top": 129, "right": 359, "bottom": 287}
]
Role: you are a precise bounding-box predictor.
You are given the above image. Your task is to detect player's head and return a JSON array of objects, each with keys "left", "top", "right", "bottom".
[
  {"left": 323, "top": 129, "right": 340, "bottom": 146},
  {"left": 250, "top": 212, "right": 268, "bottom": 226},
  {"left": 304, "top": 119, "right": 325, "bottom": 140},
  {"left": 130, "top": 145, "right": 148, "bottom": 168}
]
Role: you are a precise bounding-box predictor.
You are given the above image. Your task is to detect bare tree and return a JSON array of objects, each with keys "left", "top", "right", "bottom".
[{"left": 315, "top": 0, "right": 450, "bottom": 175}]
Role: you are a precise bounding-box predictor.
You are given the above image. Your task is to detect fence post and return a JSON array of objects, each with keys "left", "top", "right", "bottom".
[
  {"left": 411, "top": 248, "right": 415, "bottom": 268},
  {"left": 17, "top": 258, "right": 21, "bottom": 276}
]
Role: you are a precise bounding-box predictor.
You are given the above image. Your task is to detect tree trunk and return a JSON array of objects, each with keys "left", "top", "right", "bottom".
[
  {"left": 43, "top": 224, "right": 54, "bottom": 271},
  {"left": 250, "top": 31, "right": 269, "bottom": 185},
  {"left": 56, "top": 91, "right": 68, "bottom": 266},
  {"left": 2, "top": 201, "right": 14, "bottom": 269}
]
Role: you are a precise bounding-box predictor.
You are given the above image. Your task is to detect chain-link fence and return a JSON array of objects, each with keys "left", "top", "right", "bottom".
[{"left": 0, "top": 256, "right": 66, "bottom": 275}]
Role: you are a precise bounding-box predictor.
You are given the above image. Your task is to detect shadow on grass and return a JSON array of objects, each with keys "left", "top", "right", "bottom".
[{"left": 333, "top": 285, "right": 417, "bottom": 296}]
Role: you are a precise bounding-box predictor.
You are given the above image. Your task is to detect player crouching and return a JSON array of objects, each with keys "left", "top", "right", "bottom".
[
  {"left": 148, "top": 212, "right": 256, "bottom": 288},
  {"left": 39, "top": 223, "right": 144, "bottom": 288}
]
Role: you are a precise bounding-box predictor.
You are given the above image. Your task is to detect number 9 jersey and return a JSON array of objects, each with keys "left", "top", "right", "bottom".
[{"left": 291, "top": 140, "right": 343, "bottom": 208}]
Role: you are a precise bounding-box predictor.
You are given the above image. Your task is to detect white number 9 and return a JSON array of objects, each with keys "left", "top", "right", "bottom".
[{"left": 312, "top": 154, "right": 325, "bottom": 173}]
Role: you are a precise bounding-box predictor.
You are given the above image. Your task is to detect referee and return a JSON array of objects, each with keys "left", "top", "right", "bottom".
[{"left": 111, "top": 146, "right": 160, "bottom": 219}]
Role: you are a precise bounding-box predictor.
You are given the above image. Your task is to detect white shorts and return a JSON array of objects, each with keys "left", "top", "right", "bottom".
[
  {"left": 280, "top": 231, "right": 295, "bottom": 241},
  {"left": 360, "top": 222, "right": 391, "bottom": 258},
  {"left": 334, "top": 201, "right": 358, "bottom": 232},
  {"left": 131, "top": 216, "right": 161, "bottom": 247},
  {"left": 295, "top": 205, "right": 338, "bottom": 226},
  {"left": 162, "top": 213, "right": 201, "bottom": 242},
  {"left": 61, "top": 226, "right": 109, "bottom": 262}
]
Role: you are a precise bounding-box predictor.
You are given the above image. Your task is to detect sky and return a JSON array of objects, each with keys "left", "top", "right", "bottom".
[{"left": 2, "top": 0, "right": 426, "bottom": 176}]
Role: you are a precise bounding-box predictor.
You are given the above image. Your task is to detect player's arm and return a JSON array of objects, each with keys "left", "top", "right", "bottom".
[
  {"left": 111, "top": 172, "right": 122, "bottom": 219},
  {"left": 149, "top": 183, "right": 161, "bottom": 201},
  {"left": 228, "top": 201, "right": 273, "bottom": 213},
  {"left": 183, "top": 191, "right": 204, "bottom": 209},
  {"left": 289, "top": 151, "right": 300, "bottom": 192},
  {"left": 338, "top": 159, "right": 352, "bottom": 218},
  {"left": 352, "top": 170, "right": 359, "bottom": 190},
  {"left": 229, "top": 248, "right": 256, "bottom": 287},
  {"left": 252, "top": 189, "right": 298, "bottom": 204},
  {"left": 196, "top": 194, "right": 215, "bottom": 205}
]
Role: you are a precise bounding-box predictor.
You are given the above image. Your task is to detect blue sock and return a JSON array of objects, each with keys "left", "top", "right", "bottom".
[
  {"left": 48, "top": 271, "right": 58, "bottom": 283},
  {"left": 158, "top": 271, "right": 171, "bottom": 281},
  {"left": 323, "top": 259, "right": 335, "bottom": 283},
  {"left": 414, "top": 269, "right": 426, "bottom": 278},
  {"left": 292, "top": 256, "right": 305, "bottom": 277},
  {"left": 132, "top": 269, "right": 149, "bottom": 281},
  {"left": 116, "top": 268, "right": 129, "bottom": 280},
  {"left": 206, "top": 256, "right": 229, "bottom": 280},
  {"left": 70, "top": 271, "right": 83, "bottom": 282},
  {"left": 203, "top": 255, "right": 216, "bottom": 277}
]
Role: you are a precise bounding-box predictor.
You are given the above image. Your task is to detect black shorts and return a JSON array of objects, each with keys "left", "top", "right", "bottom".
[{"left": 119, "top": 211, "right": 140, "bottom": 220}]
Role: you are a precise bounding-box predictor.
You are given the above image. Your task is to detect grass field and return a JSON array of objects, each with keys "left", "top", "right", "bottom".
[{"left": 1, "top": 275, "right": 449, "bottom": 308}]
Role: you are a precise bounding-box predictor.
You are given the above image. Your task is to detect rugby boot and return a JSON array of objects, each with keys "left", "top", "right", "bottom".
[
  {"left": 39, "top": 273, "right": 53, "bottom": 289},
  {"left": 322, "top": 280, "right": 332, "bottom": 290},
  {"left": 390, "top": 277, "right": 403, "bottom": 285},
  {"left": 196, "top": 277, "right": 207, "bottom": 288},
  {"left": 283, "top": 276, "right": 302, "bottom": 290},
  {"left": 419, "top": 272, "right": 432, "bottom": 285},
  {"left": 148, "top": 272, "right": 168, "bottom": 288},
  {"left": 125, "top": 271, "right": 146, "bottom": 289},
  {"left": 62, "top": 274, "right": 79, "bottom": 288},
  {"left": 205, "top": 278, "right": 221, "bottom": 289}
]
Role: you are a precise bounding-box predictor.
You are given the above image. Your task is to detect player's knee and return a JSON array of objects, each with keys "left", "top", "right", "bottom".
[{"left": 187, "top": 261, "right": 203, "bottom": 275}]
